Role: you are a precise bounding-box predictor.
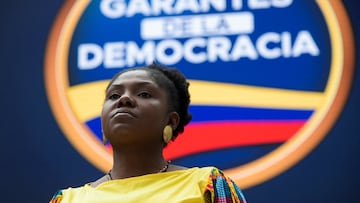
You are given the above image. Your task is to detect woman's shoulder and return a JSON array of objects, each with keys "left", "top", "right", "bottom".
[
  {"left": 167, "top": 165, "right": 223, "bottom": 178},
  {"left": 167, "top": 164, "right": 215, "bottom": 175},
  {"left": 202, "top": 167, "right": 248, "bottom": 203},
  {"left": 174, "top": 166, "right": 247, "bottom": 202},
  {"left": 188, "top": 166, "right": 219, "bottom": 175},
  {"left": 49, "top": 183, "right": 92, "bottom": 203}
]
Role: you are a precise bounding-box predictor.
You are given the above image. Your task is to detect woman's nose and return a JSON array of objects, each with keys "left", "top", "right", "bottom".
[{"left": 117, "top": 94, "right": 135, "bottom": 107}]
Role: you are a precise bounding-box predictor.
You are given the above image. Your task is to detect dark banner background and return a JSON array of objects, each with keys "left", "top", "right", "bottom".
[{"left": 0, "top": 1, "right": 359, "bottom": 202}]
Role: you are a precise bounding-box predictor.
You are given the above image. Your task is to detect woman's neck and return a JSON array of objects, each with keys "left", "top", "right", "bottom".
[{"left": 110, "top": 144, "right": 167, "bottom": 179}]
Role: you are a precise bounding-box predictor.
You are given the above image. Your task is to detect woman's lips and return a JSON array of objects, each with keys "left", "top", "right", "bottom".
[{"left": 111, "top": 109, "right": 136, "bottom": 118}]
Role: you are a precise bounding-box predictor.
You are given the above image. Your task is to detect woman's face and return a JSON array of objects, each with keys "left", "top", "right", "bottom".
[{"left": 101, "top": 70, "right": 171, "bottom": 146}]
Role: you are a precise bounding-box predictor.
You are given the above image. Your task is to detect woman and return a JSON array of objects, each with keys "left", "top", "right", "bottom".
[{"left": 50, "top": 63, "right": 247, "bottom": 203}]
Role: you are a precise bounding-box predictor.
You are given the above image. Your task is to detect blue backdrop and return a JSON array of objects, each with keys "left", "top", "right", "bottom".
[{"left": 0, "top": 1, "right": 359, "bottom": 202}]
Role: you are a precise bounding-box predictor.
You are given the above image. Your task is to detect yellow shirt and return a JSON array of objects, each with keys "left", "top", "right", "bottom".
[{"left": 50, "top": 167, "right": 247, "bottom": 203}]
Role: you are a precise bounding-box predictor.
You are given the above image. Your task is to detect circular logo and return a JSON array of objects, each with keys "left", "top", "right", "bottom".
[{"left": 45, "top": 0, "right": 354, "bottom": 188}]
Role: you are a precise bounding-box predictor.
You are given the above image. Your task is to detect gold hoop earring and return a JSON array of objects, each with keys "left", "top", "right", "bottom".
[
  {"left": 102, "top": 133, "right": 107, "bottom": 145},
  {"left": 163, "top": 125, "right": 173, "bottom": 144}
]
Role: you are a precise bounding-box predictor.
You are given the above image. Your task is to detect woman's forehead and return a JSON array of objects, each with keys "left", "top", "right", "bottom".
[{"left": 112, "top": 70, "right": 153, "bottom": 84}]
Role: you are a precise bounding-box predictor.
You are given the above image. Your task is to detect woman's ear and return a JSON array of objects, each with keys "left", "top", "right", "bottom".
[{"left": 168, "top": 112, "right": 180, "bottom": 130}]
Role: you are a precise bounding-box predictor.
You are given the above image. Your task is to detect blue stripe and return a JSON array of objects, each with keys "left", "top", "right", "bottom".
[{"left": 189, "top": 105, "right": 313, "bottom": 122}]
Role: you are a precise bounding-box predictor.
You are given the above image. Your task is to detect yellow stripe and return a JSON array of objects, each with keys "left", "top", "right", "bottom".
[
  {"left": 190, "top": 80, "right": 324, "bottom": 108},
  {"left": 67, "top": 80, "right": 325, "bottom": 122},
  {"left": 67, "top": 80, "right": 108, "bottom": 122}
]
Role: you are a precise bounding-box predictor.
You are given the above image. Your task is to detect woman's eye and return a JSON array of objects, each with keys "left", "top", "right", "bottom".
[
  {"left": 108, "top": 93, "right": 120, "bottom": 100},
  {"left": 138, "top": 92, "right": 151, "bottom": 98}
]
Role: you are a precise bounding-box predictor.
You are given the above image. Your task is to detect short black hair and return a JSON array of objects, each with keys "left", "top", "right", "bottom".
[{"left": 106, "top": 62, "right": 192, "bottom": 140}]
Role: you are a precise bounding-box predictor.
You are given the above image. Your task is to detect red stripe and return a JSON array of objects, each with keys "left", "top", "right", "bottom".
[{"left": 164, "top": 121, "right": 305, "bottom": 160}]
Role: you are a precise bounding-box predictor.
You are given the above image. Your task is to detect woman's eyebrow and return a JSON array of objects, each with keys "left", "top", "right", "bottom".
[{"left": 107, "top": 81, "right": 158, "bottom": 91}]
